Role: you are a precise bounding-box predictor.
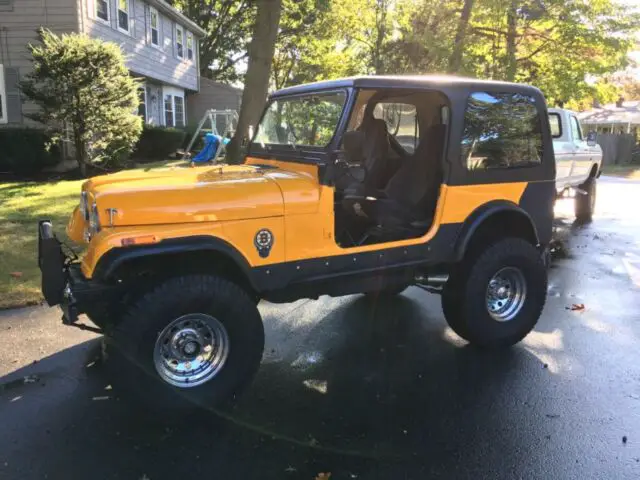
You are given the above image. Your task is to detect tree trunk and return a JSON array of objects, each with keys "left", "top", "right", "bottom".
[
  {"left": 448, "top": 0, "right": 475, "bottom": 73},
  {"left": 73, "top": 127, "right": 87, "bottom": 177},
  {"left": 373, "top": 0, "right": 388, "bottom": 75},
  {"left": 505, "top": 0, "right": 518, "bottom": 81},
  {"left": 227, "top": 0, "right": 282, "bottom": 164}
]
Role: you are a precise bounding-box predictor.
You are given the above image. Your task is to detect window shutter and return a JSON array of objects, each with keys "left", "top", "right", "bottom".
[{"left": 5, "top": 67, "right": 23, "bottom": 124}]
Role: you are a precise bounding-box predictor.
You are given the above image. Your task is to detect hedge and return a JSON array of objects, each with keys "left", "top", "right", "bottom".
[
  {"left": 0, "top": 128, "right": 61, "bottom": 175},
  {"left": 132, "top": 126, "right": 186, "bottom": 162}
]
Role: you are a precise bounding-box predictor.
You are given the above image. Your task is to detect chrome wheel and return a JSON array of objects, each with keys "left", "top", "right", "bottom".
[
  {"left": 486, "top": 267, "right": 527, "bottom": 322},
  {"left": 153, "top": 313, "right": 230, "bottom": 388}
]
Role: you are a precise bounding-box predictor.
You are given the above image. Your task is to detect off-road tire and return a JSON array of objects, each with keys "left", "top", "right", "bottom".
[
  {"left": 103, "top": 274, "right": 264, "bottom": 414},
  {"left": 575, "top": 177, "right": 596, "bottom": 222},
  {"left": 441, "top": 238, "right": 547, "bottom": 348}
]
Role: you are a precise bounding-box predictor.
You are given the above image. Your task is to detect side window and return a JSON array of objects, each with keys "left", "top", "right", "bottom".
[
  {"left": 374, "top": 102, "right": 419, "bottom": 154},
  {"left": 462, "top": 92, "right": 542, "bottom": 170},
  {"left": 570, "top": 116, "right": 582, "bottom": 141},
  {"left": 255, "top": 91, "right": 347, "bottom": 147},
  {"left": 549, "top": 113, "right": 562, "bottom": 138}
]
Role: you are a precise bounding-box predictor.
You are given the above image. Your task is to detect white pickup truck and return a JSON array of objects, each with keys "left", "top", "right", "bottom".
[{"left": 548, "top": 108, "right": 603, "bottom": 221}]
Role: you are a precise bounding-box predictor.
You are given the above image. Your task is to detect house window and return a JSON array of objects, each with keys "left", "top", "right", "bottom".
[
  {"left": 149, "top": 6, "right": 160, "bottom": 47},
  {"left": 138, "top": 86, "right": 146, "bottom": 122},
  {"left": 462, "top": 92, "right": 542, "bottom": 170},
  {"left": 96, "top": 0, "right": 110, "bottom": 23},
  {"left": 174, "top": 96, "right": 185, "bottom": 127},
  {"left": 0, "top": 65, "right": 6, "bottom": 124},
  {"left": 187, "top": 32, "right": 194, "bottom": 61},
  {"left": 164, "top": 94, "right": 174, "bottom": 127},
  {"left": 117, "top": 0, "right": 131, "bottom": 34},
  {"left": 175, "top": 24, "right": 184, "bottom": 59}
]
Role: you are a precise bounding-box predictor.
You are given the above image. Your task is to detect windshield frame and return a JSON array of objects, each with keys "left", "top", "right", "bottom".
[{"left": 248, "top": 88, "right": 352, "bottom": 163}]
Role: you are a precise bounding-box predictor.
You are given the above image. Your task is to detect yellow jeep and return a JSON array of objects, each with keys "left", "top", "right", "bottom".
[{"left": 39, "top": 76, "right": 555, "bottom": 410}]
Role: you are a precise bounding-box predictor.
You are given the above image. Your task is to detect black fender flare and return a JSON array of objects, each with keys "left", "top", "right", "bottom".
[
  {"left": 92, "top": 235, "right": 257, "bottom": 289},
  {"left": 453, "top": 200, "right": 540, "bottom": 262}
]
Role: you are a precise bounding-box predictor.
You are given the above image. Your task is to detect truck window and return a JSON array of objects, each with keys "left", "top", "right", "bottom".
[
  {"left": 462, "top": 92, "right": 542, "bottom": 170},
  {"left": 549, "top": 113, "right": 562, "bottom": 138},
  {"left": 570, "top": 115, "right": 583, "bottom": 141}
]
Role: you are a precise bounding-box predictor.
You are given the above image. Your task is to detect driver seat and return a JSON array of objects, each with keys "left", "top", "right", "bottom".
[{"left": 344, "top": 123, "right": 446, "bottom": 237}]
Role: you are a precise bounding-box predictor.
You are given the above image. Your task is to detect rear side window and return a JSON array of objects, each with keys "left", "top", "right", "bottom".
[
  {"left": 549, "top": 113, "right": 562, "bottom": 138},
  {"left": 462, "top": 92, "right": 543, "bottom": 170}
]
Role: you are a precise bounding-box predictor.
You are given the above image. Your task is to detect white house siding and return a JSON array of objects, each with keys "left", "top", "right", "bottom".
[
  {"left": 82, "top": 0, "right": 199, "bottom": 92},
  {"left": 0, "top": 0, "right": 79, "bottom": 125}
]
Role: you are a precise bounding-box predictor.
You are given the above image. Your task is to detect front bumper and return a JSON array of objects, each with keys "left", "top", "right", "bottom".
[{"left": 38, "top": 220, "right": 119, "bottom": 325}]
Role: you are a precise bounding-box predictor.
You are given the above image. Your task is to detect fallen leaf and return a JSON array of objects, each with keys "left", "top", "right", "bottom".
[
  {"left": 9, "top": 272, "right": 23, "bottom": 278},
  {"left": 568, "top": 303, "right": 585, "bottom": 311},
  {"left": 315, "top": 473, "right": 331, "bottom": 480},
  {"left": 23, "top": 375, "right": 39, "bottom": 384}
]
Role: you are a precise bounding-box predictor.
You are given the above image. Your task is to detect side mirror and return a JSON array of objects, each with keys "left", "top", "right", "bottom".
[{"left": 586, "top": 131, "right": 597, "bottom": 147}]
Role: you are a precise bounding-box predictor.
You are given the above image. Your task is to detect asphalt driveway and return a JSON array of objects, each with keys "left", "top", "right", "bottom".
[{"left": 1, "top": 176, "right": 640, "bottom": 479}]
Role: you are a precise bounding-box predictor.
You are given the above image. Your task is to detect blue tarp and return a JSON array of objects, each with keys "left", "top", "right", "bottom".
[{"left": 192, "top": 133, "right": 230, "bottom": 163}]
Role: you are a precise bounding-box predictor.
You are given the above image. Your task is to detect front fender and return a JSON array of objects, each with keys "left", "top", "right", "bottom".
[{"left": 92, "top": 235, "right": 256, "bottom": 287}]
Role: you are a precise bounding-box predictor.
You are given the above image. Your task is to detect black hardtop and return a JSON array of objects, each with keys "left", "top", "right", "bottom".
[{"left": 270, "top": 75, "right": 543, "bottom": 99}]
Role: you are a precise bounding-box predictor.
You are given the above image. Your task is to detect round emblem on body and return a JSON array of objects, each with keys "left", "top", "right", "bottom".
[{"left": 255, "top": 229, "right": 274, "bottom": 258}]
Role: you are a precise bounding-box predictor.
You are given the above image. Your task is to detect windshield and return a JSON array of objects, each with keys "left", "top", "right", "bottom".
[{"left": 254, "top": 91, "right": 347, "bottom": 148}]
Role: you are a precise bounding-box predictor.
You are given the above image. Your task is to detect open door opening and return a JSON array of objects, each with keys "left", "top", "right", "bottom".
[{"left": 333, "top": 89, "right": 449, "bottom": 248}]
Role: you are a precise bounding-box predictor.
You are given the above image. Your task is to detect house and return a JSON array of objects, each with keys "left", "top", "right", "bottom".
[
  {"left": 578, "top": 98, "right": 640, "bottom": 140},
  {"left": 187, "top": 77, "right": 242, "bottom": 128},
  {"left": 0, "top": 0, "right": 206, "bottom": 128},
  {"left": 577, "top": 98, "right": 639, "bottom": 165}
]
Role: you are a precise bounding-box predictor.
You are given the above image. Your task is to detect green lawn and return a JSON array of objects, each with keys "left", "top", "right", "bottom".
[
  {"left": 0, "top": 159, "right": 189, "bottom": 309},
  {"left": 602, "top": 164, "right": 640, "bottom": 179}
]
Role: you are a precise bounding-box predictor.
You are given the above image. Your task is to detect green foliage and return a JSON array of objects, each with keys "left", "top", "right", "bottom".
[
  {"left": 0, "top": 128, "right": 61, "bottom": 175},
  {"left": 461, "top": 0, "right": 639, "bottom": 105},
  {"left": 171, "top": 0, "right": 255, "bottom": 83},
  {"left": 20, "top": 29, "right": 142, "bottom": 176},
  {"left": 270, "top": 0, "right": 639, "bottom": 109},
  {"left": 132, "top": 126, "right": 186, "bottom": 162}
]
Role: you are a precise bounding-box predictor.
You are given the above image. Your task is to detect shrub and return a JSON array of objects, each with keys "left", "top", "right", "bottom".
[
  {"left": 132, "top": 126, "right": 186, "bottom": 162},
  {"left": 0, "top": 128, "right": 61, "bottom": 175},
  {"left": 21, "top": 29, "right": 142, "bottom": 177}
]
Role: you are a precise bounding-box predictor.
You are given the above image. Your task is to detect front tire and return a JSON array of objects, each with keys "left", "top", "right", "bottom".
[
  {"left": 575, "top": 177, "right": 596, "bottom": 222},
  {"left": 442, "top": 238, "right": 547, "bottom": 348},
  {"left": 103, "top": 274, "right": 264, "bottom": 414}
]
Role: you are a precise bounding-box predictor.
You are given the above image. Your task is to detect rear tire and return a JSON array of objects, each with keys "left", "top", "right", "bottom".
[
  {"left": 103, "top": 274, "right": 264, "bottom": 415},
  {"left": 441, "top": 238, "right": 547, "bottom": 348},
  {"left": 575, "top": 177, "right": 596, "bottom": 222}
]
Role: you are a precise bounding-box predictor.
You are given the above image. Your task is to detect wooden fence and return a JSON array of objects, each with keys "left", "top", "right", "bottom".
[{"left": 595, "top": 133, "right": 636, "bottom": 165}]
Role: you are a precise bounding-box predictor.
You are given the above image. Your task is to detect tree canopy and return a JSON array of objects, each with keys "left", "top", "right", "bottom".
[{"left": 266, "top": 0, "right": 640, "bottom": 108}]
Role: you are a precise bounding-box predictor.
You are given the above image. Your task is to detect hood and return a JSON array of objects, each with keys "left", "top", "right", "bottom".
[{"left": 84, "top": 163, "right": 320, "bottom": 227}]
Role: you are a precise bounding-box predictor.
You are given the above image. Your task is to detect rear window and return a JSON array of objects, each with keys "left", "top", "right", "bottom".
[
  {"left": 549, "top": 113, "right": 562, "bottom": 138},
  {"left": 462, "top": 92, "right": 543, "bottom": 170}
]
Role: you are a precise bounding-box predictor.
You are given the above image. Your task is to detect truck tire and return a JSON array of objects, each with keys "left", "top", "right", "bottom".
[
  {"left": 103, "top": 274, "right": 264, "bottom": 414},
  {"left": 441, "top": 238, "right": 547, "bottom": 348},
  {"left": 575, "top": 177, "right": 596, "bottom": 222}
]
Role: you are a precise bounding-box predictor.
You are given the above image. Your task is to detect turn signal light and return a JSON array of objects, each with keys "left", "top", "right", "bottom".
[{"left": 121, "top": 235, "right": 157, "bottom": 246}]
